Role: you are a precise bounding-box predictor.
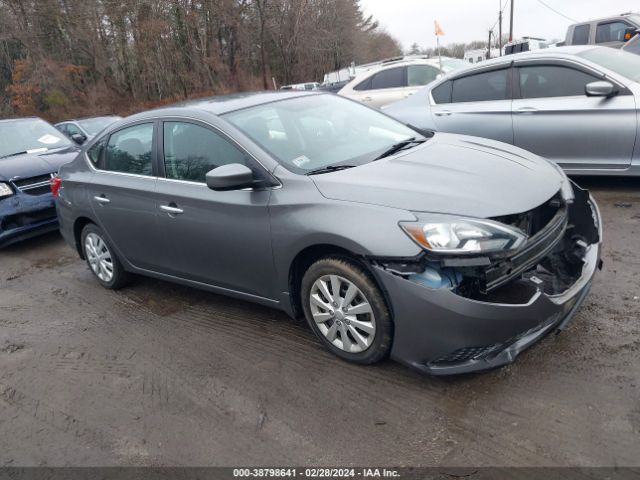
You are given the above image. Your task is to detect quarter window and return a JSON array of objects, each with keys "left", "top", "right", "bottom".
[
  {"left": 519, "top": 65, "right": 599, "bottom": 99},
  {"left": 407, "top": 65, "right": 440, "bottom": 87},
  {"left": 370, "top": 67, "right": 405, "bottom": 89},
  {"left": 451, "top": 69, "right": 508, "bottom": 103},
  {"left": 104, "top": 123, "right": 154, "bottom": 176},
  {"left": 87, "top": 138, "right": 106, "bottom": 167},
  {"left": 572, "top": 24, "right": 590, "bottom": 45},
  {"left": 431, "top": 81, "right": 452, "bottom": 104},
  {"left": 163, "top": 122, "right": 248, "bottom": 183},
  {"left": 596, "top": 21, "right": 632, "bottom": 43}
]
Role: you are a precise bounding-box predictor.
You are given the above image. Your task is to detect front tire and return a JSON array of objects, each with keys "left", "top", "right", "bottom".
[
  {"left": 301, "top": 256, "right": 393, "bottom": 364},
  {"left": 81, "top": 224, "right": 130, "bottom": 289}
]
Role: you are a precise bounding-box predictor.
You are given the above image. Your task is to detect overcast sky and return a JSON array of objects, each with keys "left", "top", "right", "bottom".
[{"left": 359, "top": 0, "right": 639, "bottom": 50}]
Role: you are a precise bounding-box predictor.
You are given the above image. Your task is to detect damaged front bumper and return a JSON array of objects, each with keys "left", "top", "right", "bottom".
[
  {"left": 0, "top": 191, "right": 58, "bottom": 247},
  {"left": 372, "top": 184, "right": 602, "bottom": 375}
]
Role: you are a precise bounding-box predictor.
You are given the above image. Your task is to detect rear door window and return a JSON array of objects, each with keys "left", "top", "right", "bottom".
[
  {"left": 452, "top": 69, "right": 509, "bottom": 103},
  {"left": 572, "top": 24, "right": 591, "bottom": 45},
  {"left": 370, "top": 67, "right": 405, "bottom": 90},
  {"left": 104, "top": 123, "right": 154, "bottom": 176}
]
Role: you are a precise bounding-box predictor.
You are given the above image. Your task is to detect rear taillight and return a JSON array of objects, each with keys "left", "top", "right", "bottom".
[{"left": 50, "top": 176, "right": 62, "bottom": 198}]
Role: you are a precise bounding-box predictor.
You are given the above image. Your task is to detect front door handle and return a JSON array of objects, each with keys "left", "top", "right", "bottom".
[
  {"left": 515, "top": 107, "right": 538, "bottom": 114},
  {"left": 160, "top": 204, "right": 184, "bottom": 215},
  {"left": 362, "top": 96, "right": 372, "bottom": 102},
  {"left": 93, "top": 195, "right": 110, "bottom": 204},
  {"left": 434, "top": 110, "right": 452, "bottom": 117}
]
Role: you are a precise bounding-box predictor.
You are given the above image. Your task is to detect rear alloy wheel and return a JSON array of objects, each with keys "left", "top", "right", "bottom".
[
  {"left": 301, "top": 257, "right": 392, "bottom": 364},
  {"left": 81, "top": 224, "right": 130, "bottom": 289}
]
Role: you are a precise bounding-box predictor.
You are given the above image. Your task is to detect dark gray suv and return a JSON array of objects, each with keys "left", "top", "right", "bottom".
[{"left": 55, "top": 91, "right": 602, "bottom": 375}]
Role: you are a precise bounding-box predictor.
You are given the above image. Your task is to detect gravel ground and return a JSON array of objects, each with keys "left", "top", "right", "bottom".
[{"left": 0, "top": 177, "right": 639, "bottom": 467}]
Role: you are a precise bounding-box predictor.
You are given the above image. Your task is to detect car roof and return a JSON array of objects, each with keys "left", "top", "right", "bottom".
[
  {"left": 442, "top": 45, "right": 603, "bottom": 77},
  {"left": 57, "top": 115, "right": 122, "bottom": 123},
  {"left": 124, "top": 90, "right": 316, "bottom": 122}
]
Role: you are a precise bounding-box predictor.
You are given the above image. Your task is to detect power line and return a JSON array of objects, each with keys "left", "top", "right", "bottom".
[{"left": 533, "top": 0, "right": 577, "bottom": 23}]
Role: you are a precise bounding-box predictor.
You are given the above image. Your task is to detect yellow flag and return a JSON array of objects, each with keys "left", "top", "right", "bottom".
[{"left": 434, "top": 20, "right": 445, "bottom": 37}]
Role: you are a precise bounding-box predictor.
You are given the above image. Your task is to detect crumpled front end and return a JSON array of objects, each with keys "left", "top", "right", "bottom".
[
  {"left": 372, "top": 182, "right": 602, "bottom": 375},
  {"left": 0, "top": 174, "right": 59, "bottom": 247}
]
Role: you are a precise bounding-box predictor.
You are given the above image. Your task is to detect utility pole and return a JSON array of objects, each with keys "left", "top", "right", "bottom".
[
  {"left": 499, "top": 5, "right": 503, "bottom": 55},
  {"left": 509, "top": 0, "right": 514, "bottom": 42},
  {"left": 487, "top": 30, "right": 493, "bottom": 60}
]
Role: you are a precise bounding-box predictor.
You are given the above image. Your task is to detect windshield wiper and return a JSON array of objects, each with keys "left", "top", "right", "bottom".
[
  {"left": 0, "top": 148, "right": 48, "bottom": 159},
  {"left": 374, "top": 137, "right": 426, "bottom": 161},
  {"left": 306, "top": 165, "right": 357, "bottom": 175}
]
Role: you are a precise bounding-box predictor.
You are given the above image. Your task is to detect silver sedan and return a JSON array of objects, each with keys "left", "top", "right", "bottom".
[{"left": 384, "top": 46, "right": 640, "bottom": 176}]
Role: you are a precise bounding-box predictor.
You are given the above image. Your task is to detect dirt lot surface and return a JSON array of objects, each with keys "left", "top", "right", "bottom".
[{"left": 0, "top": 177, "right": 639, "bottom": 467}]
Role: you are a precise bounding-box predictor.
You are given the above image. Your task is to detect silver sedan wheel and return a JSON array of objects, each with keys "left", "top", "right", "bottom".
[
  {"left": 309, "top": 274, "right": 376, "bottom": 353},
  {"left": 85, "top": 232, "right": 114, "bottom": 283}
]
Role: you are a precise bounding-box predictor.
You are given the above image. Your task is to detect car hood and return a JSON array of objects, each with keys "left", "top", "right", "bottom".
[
  {"left": 0, "top": 146, "right": 79, "bottom": 182},
  {"left": 311, "top": 133, "right": 564, "bottom": 218}
]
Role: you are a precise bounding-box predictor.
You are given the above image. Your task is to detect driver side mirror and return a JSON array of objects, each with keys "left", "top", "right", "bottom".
[
  {"left": 71, "top": 133, "right": 87, "bottom": 145},
  {"left": 585, "top": 81, "right": 617, "bottom": 98},
  {"left": 205, "top": 163, "right": 255, "bottom": 191}
]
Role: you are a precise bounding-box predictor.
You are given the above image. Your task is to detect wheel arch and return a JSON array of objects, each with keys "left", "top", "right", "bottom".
[
  {"left": 73, "top": 216, "right": 95, "bottom": 259},
  {"left": 287, "top": 243, "right": 393, "bottom": 321}
]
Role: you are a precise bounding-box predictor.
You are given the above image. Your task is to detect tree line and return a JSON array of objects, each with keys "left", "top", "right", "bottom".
[{"left": 0, "top": 0, "right": 402, "bottom": 121}]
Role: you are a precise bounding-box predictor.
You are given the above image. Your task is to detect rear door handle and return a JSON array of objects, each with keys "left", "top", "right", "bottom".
[
  {"left": 160, "top": 205, "right": 184, "bottom": 215},
  {"left": 362, "top": 96, "right": 372, "bottom": 102},
  {"left": 515, "top": 107, "right": 538, "bottom": 114},
  {"left": 93, "top": 195, "right": 110, "bottom": 204},
  {"left": 434, "top": 110, "right": 452, "bottom": 117}
]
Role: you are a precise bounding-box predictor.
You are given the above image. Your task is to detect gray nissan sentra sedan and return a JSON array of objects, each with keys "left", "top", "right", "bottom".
[{"left": 54, "top": 91, "right": 602, "bottom": 375}]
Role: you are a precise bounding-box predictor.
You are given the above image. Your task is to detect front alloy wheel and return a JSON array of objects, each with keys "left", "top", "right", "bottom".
[
  {"left": 301, "top": 257, "right": 393, "bottom": 365},
  {"left": 310, "top": 275, "right": 376, "bottom": 353}
]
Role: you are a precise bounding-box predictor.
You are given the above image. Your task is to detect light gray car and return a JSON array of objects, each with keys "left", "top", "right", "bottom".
[
  {"left": 55, "top": 92, "right": 601, "bottom": 375},
  {"left": 384, "top": 46, "right": 640, "bottom": 176}
]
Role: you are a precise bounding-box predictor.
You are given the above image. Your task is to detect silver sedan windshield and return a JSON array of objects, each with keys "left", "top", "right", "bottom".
[
  {"left": 223, "top": 94, "right": 420, "bottom": 172},
  {"left": 578, "top": 47, "right": 640, "bottom": 82}
]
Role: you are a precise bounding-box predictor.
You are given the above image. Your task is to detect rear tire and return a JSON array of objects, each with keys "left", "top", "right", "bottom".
[
  {"left": 81, "top": 223, "right": 131, "bottom": 290},
  {"left": 301, "top": 256, "right": 393, "bottom": 364}
]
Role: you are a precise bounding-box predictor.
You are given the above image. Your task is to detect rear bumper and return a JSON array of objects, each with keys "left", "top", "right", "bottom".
[
  {"left": 0, "top": 193, "right": 58, "bottom": 247},
  {"left": 375, "top": 191, "right": 602, "bottom": 375}
]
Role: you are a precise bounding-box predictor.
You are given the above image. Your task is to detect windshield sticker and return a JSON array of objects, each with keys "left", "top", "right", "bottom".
[
  {"left": 292, "top": 155, "right": 311, "bottom": 168},
  {"left": 37, "top": 134, "right": 62, "bottom": 145}
]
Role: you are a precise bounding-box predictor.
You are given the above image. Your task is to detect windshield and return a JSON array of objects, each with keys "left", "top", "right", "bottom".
[
  {"left": 78, "top": 116, "right": 121, "bottom": 135},
  {"left": 578, "top": 47, "right": 640, "bottom": 82},
  {"left": 623, "top": 35, "right": 640, "bottom": 55},
  {"left": 0, "top": 118, "right": 72, "bottom": 158},
  {"left": 223, "top": 94, "right": 421, "bottom": 173}
]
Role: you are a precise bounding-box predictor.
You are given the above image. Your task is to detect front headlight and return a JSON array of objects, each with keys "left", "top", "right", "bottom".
[
  {"left": 0, "top": 182, "right": 14, "bottom": 199},
  {"left": 400, "top": 216, "right": 527, "bottom": 254}
]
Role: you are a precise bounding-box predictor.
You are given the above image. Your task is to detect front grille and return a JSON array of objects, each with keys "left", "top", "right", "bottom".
[
  {"left": 13, "top": 173, "right": 55, "bottom": 196},
  {"left": 430, "top": 345, "right": 497, "bottom": 366},
  {"left": 492, "top": 191, "right": 563, "bottom": 237}
]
